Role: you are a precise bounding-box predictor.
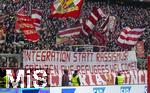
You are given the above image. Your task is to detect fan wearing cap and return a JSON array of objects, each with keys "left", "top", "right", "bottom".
[{"left": 71, "top": 70, "right": 80, "bottom": 86}]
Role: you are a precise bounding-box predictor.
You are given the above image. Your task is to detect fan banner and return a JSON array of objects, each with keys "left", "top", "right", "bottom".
[
  {"left": 23, "top": 50, "right": 137, "bottom": 72},
  {"left": 4, "top": 50, "right": 145, "bottom": 87},
  {"left": 15, "top": 14, "right": 39, "bottom": 42}
]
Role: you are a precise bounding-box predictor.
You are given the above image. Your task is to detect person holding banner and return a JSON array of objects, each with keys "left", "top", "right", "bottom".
[{"left": 71, "top": 70, "right": 80, "bottom": 86}]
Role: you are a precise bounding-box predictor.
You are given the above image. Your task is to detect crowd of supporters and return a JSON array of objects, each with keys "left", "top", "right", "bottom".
[{"left": 0, "top": 0, "right": 149, "bottom": 56}]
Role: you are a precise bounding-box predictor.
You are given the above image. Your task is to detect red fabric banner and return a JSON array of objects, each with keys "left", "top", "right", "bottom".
[{"left": 15, "top": 14, "right": 39, "bottom": 42}]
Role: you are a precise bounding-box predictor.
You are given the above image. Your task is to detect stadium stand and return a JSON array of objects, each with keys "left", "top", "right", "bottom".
[{"left": 0, "top": 0, "right": 149, "bottom": 69}]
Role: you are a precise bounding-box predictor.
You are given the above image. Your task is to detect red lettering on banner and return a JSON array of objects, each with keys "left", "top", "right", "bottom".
[
  {"left": 139, "top": 70, "right": 145, "bottom": 84},
  {"left": 97, "top": 65, "right": 102, "bottom": 74},
  {"left": 24, "top": 51, "right": 31, "bottom": 61},
  {"left": 51, "top": 51, "right": 55, "bottom": 61},
  {"left": 101, "top": 65, "right": 105, "bottom": 73},
  {"left": 61, "top": 65, "right": 65, "bottom": 71},
  {"left": 51, "top": 75, "right": 59, "bottom": 86},
  {"left": 5, "top": 69, "right": 147, "bottom": 87},
  {"left": 49, "top": 65, "right": 54, "bottom": 75},
  {"left": 116, "top": 53, "right": 121, "bottom": 61},
  {"left": 104, "top": 52, "right": 108, "bottom": 61},
  {"left": 85, "top": 65, "right": 90, "bottom": 74},
  {"left": 108, "top": 53, "right": 112, "bottom": 61},
  {"left": 56, "top": 51, "right": 60, "bottom": 61},
  {"left": 85, "top": 75, "right": 90, "bottom": 85},
  {"left": 81, "top": 65, "right": 85, "bottom": 74},
  {"left": 82, "top": 53, "right": 86, "bottom": 62},
  {"left": 105, "top": 65, "right": 109, "bottom": 73},
  {"left": 73, "top": 53, "right": 77, "bottom": 62},
  {"left": 36, "top": 51, "right": 40, "bottom": 61},
  {"left": 24, "top": 50, "right": 129, "bottom": 62},
  {"left": 78, "top": 52, "right": 81, "bottom": 62},
  {"left": 32, "top": 50, "right": 36, "bottom": 61},
  {"left": 96, "top": 52, "right": 128, "bottom": 62},
  {"left": 46, "top": 51, "right": 51, "bottom": 61},
  {"left": 41, "top": 51, "right": 46, "bottom": 61},
  {"left": 73, "top": 52, "right": 93, "bottom": 62},
  {"left": 61, "top": 51, "right": 71, "bottom": 62},
  {"left": 96, "top": 53, "right": 102, "bottom": 62},
  {"left": 92, "top": 75, "right": 97, "bottom": 85},
  {"left": 87, "top": 52, "right": 93, "bottom": 62},
  {"left": 70, "top": 65, "right": 74, "bottom": 73},
  {"left": 124, "top": 51, "right": 128, "bottom": 60}
]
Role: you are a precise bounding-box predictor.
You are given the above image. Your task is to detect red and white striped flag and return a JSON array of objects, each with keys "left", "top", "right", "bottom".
[
  {"left": 100, "top": 16, "right": 109, "bottom": 34},
  {"left": 100, "top": 16, "right": 116, "bottom": 34},
  {"left": 82, "top": 7, "right": 106, "bottom": 36},
  {"left": 16, "top": 6, "right": 25, "bottom": 14},
  {"left": 58, "top": 26, "right": 82, "bottom": 38},
  {"left": 31, "top": 9, "right": 42, "bottom": 31},
  {"left": 15, "top": 6, "right": 26, "bottom": 33},
  {"left": 15, "top": 6, "right": 40, "bottom": 42},
  {"left": 117, "top": 27, "right": 145, "bottom": 48},
  {"left": 92, "top": 31, "right": 107, "bottom": 45}
]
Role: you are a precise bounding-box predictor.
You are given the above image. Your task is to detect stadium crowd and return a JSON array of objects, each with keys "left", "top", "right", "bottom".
[{"left": 0, "top": 0, "right": 149, "bottom": 68}]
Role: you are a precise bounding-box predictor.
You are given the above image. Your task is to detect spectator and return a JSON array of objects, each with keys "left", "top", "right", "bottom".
[
  {"left": 71, "top": 70, "right": 80, "bottom": 86},
  {"left": 62, "top": 69, "right": 70, "bottom": 86},
  {"left": 0, "top": 0, "right": 149, "bottom": 70},
  {"left": 115, "top": 72, "right": 124, "bottom": 85}
]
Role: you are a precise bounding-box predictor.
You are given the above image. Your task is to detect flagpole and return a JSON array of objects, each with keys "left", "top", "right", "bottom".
[
  {"left": 28, "top": 0, "right": 32, "bottom": 16},
  {"left": 107, "top": 0, "right": 110, "bottom": 16}
]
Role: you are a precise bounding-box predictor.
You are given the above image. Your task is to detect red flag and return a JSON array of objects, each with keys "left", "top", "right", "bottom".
[
  {"left": 92, "top": 31, "right": 107, "bottom": 46},
  {"left": 22, "top": 28, "right": 39, "bottom": 42},
  {"left": 16, "top": 6, "right": 25, "bottom": 14},
  {"left": 100, "top": 16, "right": 109, "bottom": 34},
  {"left": 17, "top": 18, "right": 39, "bottom": 42},
  {"left": 117, "top": 27, "right": 145, "bottom": 48},
  {"left": 50, "top": 0, "right": 83, "bottom": 18},
  {"left": 58, "top": 26, "right": 82, "bottom": 38},
  {"left": 31, "top": 9, "right": 42, "bottom": 31},
  {"left": 82, "top": 7, "right": 106, "bottom": 36},
  {"left": 15, "top": 6, "right": 26, "bottom": 33},
  {"left": 15, "top": 7, "right": 39, "bottom": 42}
]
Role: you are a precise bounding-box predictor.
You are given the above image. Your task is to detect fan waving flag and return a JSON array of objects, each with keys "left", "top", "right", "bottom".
[
  {"left": 92, "top": 31, "right": 107, "bottom": 46},
  {"left": 31, "top": 9, "right": 42, "bottom": 31},
  {"left": 100, "top": 16, "right": 109, "bottom": 34},
  {"left": 15, "top": 6, "right": 40, "bottom": 42},
  {"left": 58, "top": 26, "right": 82, "bottom": 38},
  {"left": 82, "top": 7, "right": 106, "bottom": 36},
  {"left": 117, "top": 27, "right": 145, "bottom": 48},
  {"left": 50, "top": 0, "right": 83, "bottom": 18}
]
